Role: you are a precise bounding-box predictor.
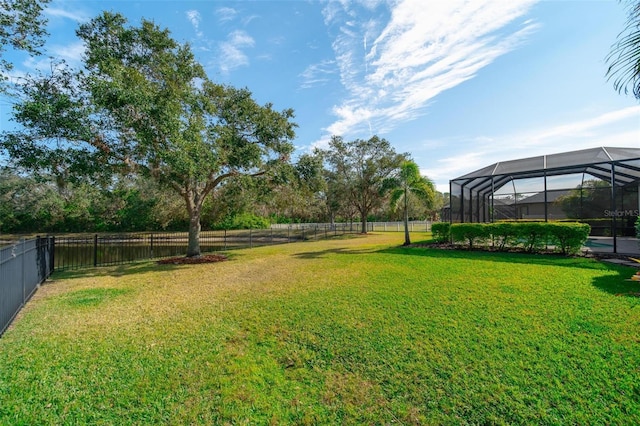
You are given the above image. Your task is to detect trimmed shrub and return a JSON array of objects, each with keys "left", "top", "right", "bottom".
[
  {"left": 514, "top": 222, "right": 549, "bottom": 253},
  {"left": 488, "top": 222, "right": 518, "bottom": 251},
  {"left": 450, "top": 223, "right": 490, "bottom": 249},
  {"left": 447, "top": 221, "right": 590, "bottom": 255},
  {"left": 431, "top": 222, "right": 451, "bottom": 243},
  {"left": 547, "top": 222, "right": 591, "bottom": 255}
]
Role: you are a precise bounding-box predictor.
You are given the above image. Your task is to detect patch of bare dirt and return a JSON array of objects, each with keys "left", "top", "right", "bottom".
[{"left": 157, "top": 254, "right": 228, "bottom": 265}]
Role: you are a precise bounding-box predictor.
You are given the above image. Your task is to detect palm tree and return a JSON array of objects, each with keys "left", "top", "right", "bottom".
[
  {"left": 388, "top": 161, "right": 435, "bottom": 246},
  {"left": 606, "top": 0, "right": 640, "bottom": 98}
]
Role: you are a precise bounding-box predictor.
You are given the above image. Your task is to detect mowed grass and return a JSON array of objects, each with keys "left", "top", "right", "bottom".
[{"left": 1, "top": 233, "right": 639, "bottom": 425}]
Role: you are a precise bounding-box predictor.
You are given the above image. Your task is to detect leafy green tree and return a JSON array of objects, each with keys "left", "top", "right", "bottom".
[
  {"left": 2, "top": 12, "right": 296, "bottom": 256},
  {"left": 556, "top": 180, "right": 612, "bottom": 219},
  {"left": 265, "top": 153, "right": 326, "bottom": 223},
  {"left": 0, "top": 168, "right": 64, "bottom": 232},
  {"left": 1, "top": 63, "right": 111, "bottom": 192},
  {"left": 387, "top": 160, "right": 435, "bottom": 245},
  {"left": 606, "top": 0, "right": 640, "bottom": 98},
  {"left": 0, "top": 0, "right": 50, "bottom": 87},
  {"left": 320, "top": 135, "right": 405, "bottom": 233}
]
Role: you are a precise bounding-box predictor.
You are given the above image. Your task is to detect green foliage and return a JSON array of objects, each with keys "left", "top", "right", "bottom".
[
  {"left": 386, "top": 160, "right": 435, "bottom": 245},
  {"left": 450, "top": 222, "right": 591, "bottom": 255},
  {"left": 214, "top": 213, "right": 270, "bottom": 230},
  {"left": 514, "top": 222, "right": 549, "bottom": 253},
  {"left": 487, "top": 222, "right": 518, "bottom": 251},
  {"left": 547, "top": 222, "right": 591, "bottom": 255},
  {"left": 2, "top": 12, "right": 296, "bottom": 256},
  {"left": 319, "top": 135, "right": 405, "bottom": 233},
  {"left": 556, "top": 180, "right": 612, "bottom": 219},
  {"left": 0, "top": 0, "right": 50, "bottom": 86},
  {"left": 636, "top": 215, "right": 640, "bottom": 239},
  {"left": 0, "top": 170, "right": 191, "bottom": 233},
  {"left": 606, "top": 0, "right": 640, "bottom": 98},
  {"left": 431, "top": 222, "right": 451, "bottom": 243},
  {"left": 450, "top": 223, "right": 490, "bottom": 248}
]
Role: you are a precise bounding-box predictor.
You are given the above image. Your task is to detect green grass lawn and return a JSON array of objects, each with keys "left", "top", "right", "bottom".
[{"left": 1, "top": 232, "right": 639, "bottom": 425}]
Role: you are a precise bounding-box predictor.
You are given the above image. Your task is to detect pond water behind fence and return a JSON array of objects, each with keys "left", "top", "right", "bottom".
[{"left": 53, "top": 225, "right": 361, "bottom": 270}]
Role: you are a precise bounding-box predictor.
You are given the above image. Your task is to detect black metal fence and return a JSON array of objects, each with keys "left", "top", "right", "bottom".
[
  {"left": 53, "top": 223, "right": 361, "bottom": 271},
  {"left": 0, "top": 236, "right": 54, "bottom": 336}
]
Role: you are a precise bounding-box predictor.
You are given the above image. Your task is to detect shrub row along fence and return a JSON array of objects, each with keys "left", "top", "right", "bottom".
[
  {"left": 0, "top": 237, "right": 54, "bottom": 337},
  {"left": 53, "top": 223, "right": 363, "bottom": 271},
  {"left": 432, "top": 222, "right": 591, "bottom": 255}
]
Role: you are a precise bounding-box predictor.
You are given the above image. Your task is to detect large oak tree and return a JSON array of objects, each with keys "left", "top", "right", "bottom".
[{"left": 1, "top": 12, "right": 296, "bottom": 256}]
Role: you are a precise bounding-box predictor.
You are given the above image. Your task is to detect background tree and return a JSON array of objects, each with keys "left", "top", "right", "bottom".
[
  {"left": 320, "top": 135, "right": 405, "bottom": 233},
  {"left": 387, "top": 160, "right": 435, "bottom": 245},
  {"left": 2, "top": 12, "right": 296, "bottom": 256},
  {"left": 0, "top": 0, "right": 50, "bottom": 88},
  {"left": 556, "top": 180, "right": 612, "bottom": 219},
  {"left": 606, "top": 0, "right": 640, "bottom": 98}
]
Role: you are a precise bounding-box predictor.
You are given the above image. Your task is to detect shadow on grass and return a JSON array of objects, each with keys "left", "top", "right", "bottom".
[
  {"left": 591, "top": 272, "right": 640, "bottom": 298},
  {"left": 51, "top": 260, "right": 189, "bottom": 281},
  {"left": 292, "top": 247, "right": 378, "bottom": 259}
]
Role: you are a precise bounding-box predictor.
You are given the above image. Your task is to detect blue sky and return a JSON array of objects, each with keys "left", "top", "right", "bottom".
[{"left": 2, "top": 0, "right": 639, "bottom": 192}]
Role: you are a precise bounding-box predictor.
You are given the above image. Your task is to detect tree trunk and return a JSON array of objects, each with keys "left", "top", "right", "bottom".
[
  {"left": 361, "top": 211, "right": 368, "bottom": 234},
  {"left": 403, "top": 190, "right": 411, "bottom": 246},
  {"left": 186, "top": 211, "right": 202, "bottom": 257}
]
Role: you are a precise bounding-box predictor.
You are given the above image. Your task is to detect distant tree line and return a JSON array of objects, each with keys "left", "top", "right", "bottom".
[{"left": 0, "top": 148, "right": 445, "bottom": 234}]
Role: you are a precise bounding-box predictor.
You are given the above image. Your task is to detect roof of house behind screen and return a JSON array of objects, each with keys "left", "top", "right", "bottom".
[{"left": 451, "top": 147, "right": 640, "bottom": 196}]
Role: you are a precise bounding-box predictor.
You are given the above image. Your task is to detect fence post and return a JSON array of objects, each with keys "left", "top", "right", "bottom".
[
  {"left": 150, "top": 233, "right": 154, "bottom": 259},
  {"left": 50, "top": 236, "right": 55, "bottom": 273},
  {"left": 224, "top": 230, "right": 227, "bottom": 250},
  {"left": 287, "top": 226, "right": 290, "bottom": 243},
  {"left": 250, "top": 229, "right": 253, "bottom": 248},
  {"left": 21, "top": 239, "right": 26, "bottom": 305},
  {"left": 93, "top": 234, "right": 98, "bottom": 267}
]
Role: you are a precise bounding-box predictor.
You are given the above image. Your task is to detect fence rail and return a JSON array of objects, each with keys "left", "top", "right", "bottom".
[
  {"left": 0, "top": 237, "right": 54, "bottom": 337},
  {"left": 272, "top": 220, "right": 432, "bottom": 232},
  {"left": 53, "top": 223, "right": 367, "bottom": 271}
]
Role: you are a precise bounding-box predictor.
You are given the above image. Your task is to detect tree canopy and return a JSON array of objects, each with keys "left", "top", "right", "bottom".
[
  {"left": 1, "top": 11, "right": 297, "bottom": 256},
  {"left": 319, "top": 135, "right": 406, "bottom": 233}
]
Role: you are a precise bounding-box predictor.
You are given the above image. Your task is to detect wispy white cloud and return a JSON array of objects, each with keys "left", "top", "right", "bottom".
[
  {"left": 426, "top": 106, "right": 640, "bottom": 191},
  {"left": 216, "top": 7, "right": 238, "bottom": 23},
  {"left": 217, "top": 30, "right": 255, "bottom": 73},
  {"left": 45, "top": 7, "right": 90, "bottom": 23},
  {"left": 320, "top": 0, "right": 540, "bottom": 140},
  {"left": 186, "top": 10, "right": 204, "bottom": 38},
  {"left": 300, "top": 60, "right": 338, "bottom": 89}
]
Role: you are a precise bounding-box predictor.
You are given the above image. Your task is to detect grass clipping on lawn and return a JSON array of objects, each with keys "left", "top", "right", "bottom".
[{"left": 1, "top": 232, "right": 639, "bottom": 425}]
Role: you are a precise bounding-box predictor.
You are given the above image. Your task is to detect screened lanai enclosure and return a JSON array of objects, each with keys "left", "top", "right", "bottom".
[{"left": 449, "top": 147, "right": 640, "bottom": 254}]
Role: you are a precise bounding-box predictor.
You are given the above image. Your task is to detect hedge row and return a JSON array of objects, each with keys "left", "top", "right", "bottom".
[{"left": 432, "top": 222, "right": 591, "bottom": 255}]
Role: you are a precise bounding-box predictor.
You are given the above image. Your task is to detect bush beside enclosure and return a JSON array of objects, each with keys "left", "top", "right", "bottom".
[{"left": 446, "top": 222, "right": 590, "bottom": 255}]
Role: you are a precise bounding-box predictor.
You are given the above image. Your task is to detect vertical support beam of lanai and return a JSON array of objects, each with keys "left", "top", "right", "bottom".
[
  {"left": 491, "top": 177, "right": 495, "bottom": 223},
  {"left": 611, "top": 163, "right": 617, "bottom": 253},
  {"left": 543, "top": 155, "right": 548, "bottom": 222}
]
